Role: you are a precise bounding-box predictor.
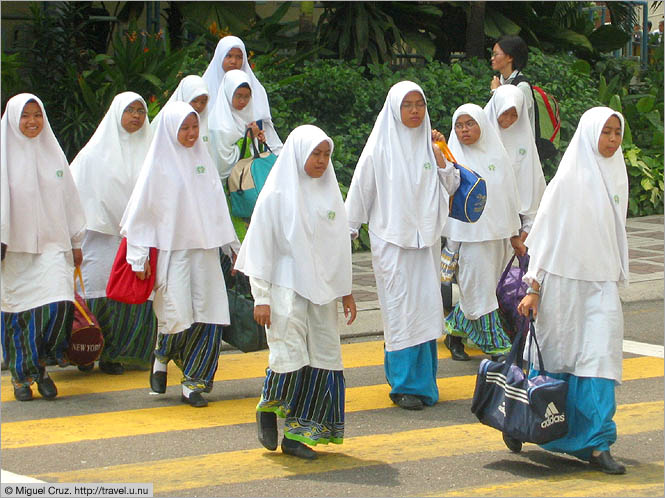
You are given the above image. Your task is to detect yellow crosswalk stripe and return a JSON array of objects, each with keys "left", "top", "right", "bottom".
[
  {"left": 427, "top": 461, "right": 664, "bottom": 497},
  {"left": 33, "top": 401, "right": 663, "bottom": 494},
  {"left": 0, "top": 339, "right": 484, "bottom": 402},
  {"left": 2, "top": 356, "right": 661, "bottom": 449}
]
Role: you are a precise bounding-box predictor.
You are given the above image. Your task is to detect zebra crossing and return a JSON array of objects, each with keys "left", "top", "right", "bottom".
[{"left": 2, "top": 337, "right": 663, "bottom": 497}]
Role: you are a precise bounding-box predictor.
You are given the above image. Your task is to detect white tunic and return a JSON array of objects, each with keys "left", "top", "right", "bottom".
[
  {"left": 250, "top": 278, "right": 342, "bottom": 373},
  {"left": 524, "top": 273, "right": 623, "bottom": 383},
  {"left": 2, "top": 250, "right": 75, "bottom": 312},
  {"left": 371, "top": 232, "right": 443, "bottom": 352},
  {"left": 79, "top": 231, "right": 122, "bottom": 299},
  {"left": 457, "top": 239, "right": 512, "bottom": 320}
]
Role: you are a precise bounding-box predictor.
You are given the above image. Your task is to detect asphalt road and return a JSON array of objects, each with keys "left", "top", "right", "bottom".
[{"left": 1, "top": 299, "right": 663, "bottom": 497}]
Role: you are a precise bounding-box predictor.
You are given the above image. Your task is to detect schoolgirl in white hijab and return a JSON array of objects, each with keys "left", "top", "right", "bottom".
[
  {"left": 151, "top": 76, "right": 210, "bottom": 147},
  {"left": 485, "top": 84, "right": 546, "bottom": 234},
  {"left": 1, "top": 93, "right": 86, "bottom": 400},
  {"left": 516, "top": 107, "right": 628, "bottom": 474},
  {"left": 235, "top": 124, "right": 356, "bottom": 459},
  {"left": 70, "top": 92, "right": 155, "bottom": 375},
  {"left": 345, "top": 81, "right": 459, "bottom": 411},
  {"left": 208, "top": 69, "right": 283, "bottom": 180},
  {"left": 121, "top": 101, "right": 240, "bottom": 407},
  {"left": 442, "top": 103, "right": 522, "bottom": 361},
  {"left": 202, "top": 35, "right": 271, "bottom": 120}
]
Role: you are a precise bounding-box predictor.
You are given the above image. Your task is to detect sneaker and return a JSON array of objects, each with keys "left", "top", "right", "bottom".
[
  {"left": 589, "top": 450, "right": 626, "bottom": 475},
  {"left": 13, "top": 385, "right": 33, "bottom": 401},
  {"left": 441, "top": 247, "right": 459, "bottom": 283},
  {"left": 391, "top": 393, "right": 424, "bottom": 411},
  {"left": 256, "top": 411, "right": 278, "bottom": 451},
  {"left": 37, "top": 374, "right": 57, "bottom": 400},
  {"left": 281, "top": 437, "right": 317, "bottom": 460},
  {"left": 181, "top": 391, "right": 208, "bottom": 408},
  {"left": 99, "top": 361, "right": 124, "bottom": 375}
]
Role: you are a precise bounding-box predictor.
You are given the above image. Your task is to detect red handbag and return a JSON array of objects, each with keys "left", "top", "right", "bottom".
[
  {"left": 106, "top": 238, "right": 158, "bottom": 304},
  {"left": 66, "top": 268, "right": 104, "bottom": 366}
]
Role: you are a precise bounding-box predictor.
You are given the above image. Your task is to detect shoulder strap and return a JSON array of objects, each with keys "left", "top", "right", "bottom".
[{"left": 509, "top": 72, "right": 542, "bottom": 141}]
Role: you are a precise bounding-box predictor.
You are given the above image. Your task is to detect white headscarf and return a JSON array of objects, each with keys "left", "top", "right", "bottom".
[
  {"left": 345, "top": 81, "right": 450, "bottom": 249},
  {"left": 443, "top": 103, "right": 522, "bottom": 242},
  {"left": 235, "top": 125, "right": 351, "bottom": 305},
  {"left": 152, "top": 76, "right": 210, "bottom": 145},
  {"left": 120, "top": 101, "right": 237, "bottom": 251},
  {"left": 71, "top": 92, "right": 152, "bottom": 237},
  {"left": 484, "top": 85, "right": 546, "bottom": 218},
  {"left": 1, "top": 93, "right": 86, "bottom": 253},
  {"left": 201, "top": 35, "right": 271, "bottom": 120},
  {"left": 208, "top": 69, "right": 255, "bottom": 152},
  {"left": 526, "top": 107, "right": 629, "bottom": 284}
]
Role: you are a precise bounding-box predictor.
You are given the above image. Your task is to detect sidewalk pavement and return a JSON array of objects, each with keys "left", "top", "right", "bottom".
[{"left": 339, "top": 215, "right": 664, "bottom": 339}]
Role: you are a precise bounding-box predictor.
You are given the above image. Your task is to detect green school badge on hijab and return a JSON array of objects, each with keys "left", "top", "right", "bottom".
[
  {"left": 196, "top": 166, "right": 205, "bottom": 174},
  {"left": 327, "top": 211, "right": 336, "bottom": 220},
  {"left": 424, "top": 162, "right": 432, "bottom": 170},
  {"left": 202, "top": 136, "right": 209, "bottom": 142},
  {"left": 488, "top": 164, "right": 496, "bottom": 171},
  {"left": 519, "top": 148, "right": 526, "bottom": 156},
  {"left": 56, "top": 170, "right": 64, "bottom": 178},
  {"left": 614, "top": 194, "right": 620, "bottom": 205}
]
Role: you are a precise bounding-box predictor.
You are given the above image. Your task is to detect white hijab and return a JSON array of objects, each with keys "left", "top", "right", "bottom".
[
  {"left": 235, "top": 125, "right": 351, "bottom": 305},
  {"left": 201, "top": 35, "right": 271, "bottom": 120},
  {"left": 443, "top": 103, "right": 522, "bottom": 242},
  {"left": 526, "top": 107, "right": 629, "bottom": 285},
  {"left": 345, "top": 81, "right": 450, "bottom": 249},
  {"left": 120, "top": 102, "right": 237, "bottom": 251},
  {"left": 484, "top": 85, "right": 546, "bottom": 218},
  {"left": 1, "top": 93, "right": 86, "bottom": 253},
  {"left": 152, "top": 76, "right": 210, "bottom": 145},
  {"left": 71, "top": 92, "right": 152, "bottom": 237},
  {"left": 208, "top": 69, "right": 255, "bottom": 149}
]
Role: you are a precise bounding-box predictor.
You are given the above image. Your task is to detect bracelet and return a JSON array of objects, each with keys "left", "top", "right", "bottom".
[{"left": 526, "top": 287, "right": 540, "bottom": 296}]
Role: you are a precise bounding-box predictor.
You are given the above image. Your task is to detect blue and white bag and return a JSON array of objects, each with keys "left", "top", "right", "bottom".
[{"left": 471, "top": 320, "right": 569, "bottom": 444}]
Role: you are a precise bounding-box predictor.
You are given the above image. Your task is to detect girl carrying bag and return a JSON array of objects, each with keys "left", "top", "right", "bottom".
[
  {"left": 435, "top": 138, "right": 487, "bottom": 223},
  {"left": 471, "top": 318, "right": 569, "bottom": 445},
  {"left": 106, "top": 238, "right": 158, "bottom": 304},
  {"left": 67, "top": 267, "right": 104, "bottom": 366}
]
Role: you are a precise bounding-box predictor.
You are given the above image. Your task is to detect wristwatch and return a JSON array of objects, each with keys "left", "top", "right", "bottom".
[{"left": 526, "top": 287, "right": 540, "bottom": 296}]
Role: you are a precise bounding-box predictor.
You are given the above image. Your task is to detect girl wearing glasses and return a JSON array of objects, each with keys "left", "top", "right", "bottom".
[
  {"left": 2, "top": 94, "right": 86, "bottom": 401},
  {"left": 442, "top": 104, "right": 522, "bottom": 363},
  {"left": 345, "top": 81, "right": 459, "bottom": 411},
  {"left": 71, "top": 93, "right": 156, "bottom": 376}
]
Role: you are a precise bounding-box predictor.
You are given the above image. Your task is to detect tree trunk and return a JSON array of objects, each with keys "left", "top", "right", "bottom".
[
  {"left": 298, "top": 1, "right": 314, "bottom": 51},
  {"left": 465, "top": 1, "right": 486, "bottom": 59}
]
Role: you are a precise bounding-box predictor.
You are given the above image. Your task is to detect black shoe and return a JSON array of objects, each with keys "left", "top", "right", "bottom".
[
  {"left": 392, "top": 393, "right": 424, "bottom": 411},
  {"left": 37, "top": 374, "right": 57, "bottom": 400},
  {"left": 150, "top": 367, "right": 167, "bottom": 394},
  {"left": 181, "top": 391, "right": 208, "bottom": 407},
  {"left": 13, "top": 385, "right": 33, "bottom": 401},
  {"left": 281, "top": 437, "right": 317, "bottom": 460},
  {"left": 99, "top": 361, "right": 124, "bottom": 375},
  {"left": 444, "top": 335, "right": 470, "bottom": 361},
  {"left": 502, "top": 433, "right": 522, "bottom": 453},
  {"left": 491, "top": 354, "right": 507, "bottom": 363},
  {"left": 256, "top": 411, "right": 278, "bottom": 451},
  {"left": 77, "top": 363, "right": 94, "bottom": 372},
  {"left": 589, "top": 450, "right": 626, "bottom": 474}
]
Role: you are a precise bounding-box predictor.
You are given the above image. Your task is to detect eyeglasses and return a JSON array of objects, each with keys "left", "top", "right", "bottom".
[
  {"left": 454, "top": 120, "right": 478, "bottom": 130},
  {"left": 123, "top": 107, "right": 147, "bottom": 116},
  {"left": 401, "top": 102, "right": 426, "bottom": 110}
]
